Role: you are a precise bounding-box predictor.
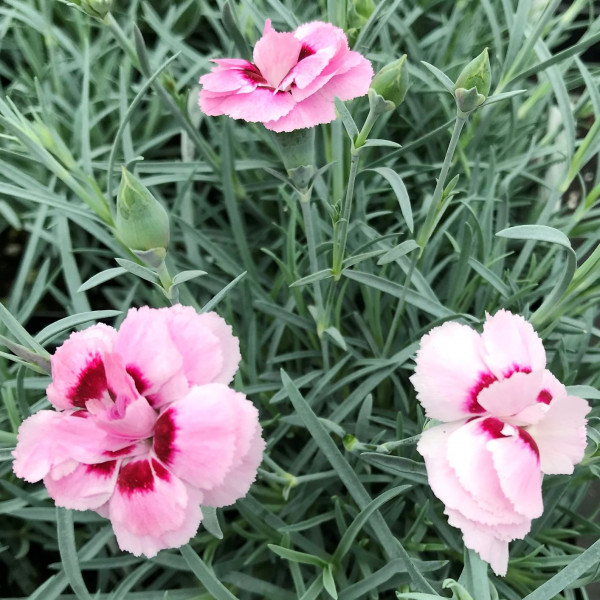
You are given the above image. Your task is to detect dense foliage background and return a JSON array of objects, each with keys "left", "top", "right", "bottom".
[{"left": 1, "top": 0, "right": 600, "bottom": 598}]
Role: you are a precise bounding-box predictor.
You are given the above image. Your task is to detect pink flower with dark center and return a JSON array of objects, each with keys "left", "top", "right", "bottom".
[
  {"left": 13, "top": 305, "right": 264, "bottom": 558},
  {"left": 410, "top": 310, "right": 590, "bottom": 575},
  {"left": 199, "top": 19, "right": 373, "bottom": 132}
]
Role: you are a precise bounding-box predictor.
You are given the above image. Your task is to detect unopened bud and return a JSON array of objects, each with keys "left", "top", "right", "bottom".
[
  {"left": 116, "top": 167, "right": 170, "bottom": 254},
  {"left": 454, "top": 49, "right": 491, "bottom": 115},
  {"left": 370, "top": 55, "right": 409, "bottom": 110},
  {"left": 348, "top": 0, "right": 375, "bottom": 28},
  {"left": 76, "top": 0, "right": 113, "bottom": 20}
]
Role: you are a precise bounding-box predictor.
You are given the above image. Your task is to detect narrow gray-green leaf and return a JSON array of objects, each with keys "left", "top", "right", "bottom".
[{"left": 56, "top": 508, "right": 93, "bottom": 600}]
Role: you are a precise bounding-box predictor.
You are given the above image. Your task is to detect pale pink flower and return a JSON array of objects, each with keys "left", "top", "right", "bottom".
[
  {"left": 410, "top": 310, "right": 590, "bottom": 575},
  {"left": 13, "top": 305, "right": 264, "bottom": 558},
  {"left": 199, "top": 19, "right": 373, "bottom": 132}
]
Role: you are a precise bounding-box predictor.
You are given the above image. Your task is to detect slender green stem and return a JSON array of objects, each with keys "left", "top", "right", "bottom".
[
  {"left": 385, "top": 115, "right": 467, "bottom": 354},
  {"left": 156, "top": 260, "right": 179, "bottom": 305},
  {"left": 354, "top": 108, "right": 379, "bottom": 149},
  {"left": 332, "top": 150, "right": 361, "bottom": 277},
  {"left": 106, "top": 14, "right": 140, "bottom": 68},
  {"left": 417, "top": 115, "right": 466, "bottom": 247}
]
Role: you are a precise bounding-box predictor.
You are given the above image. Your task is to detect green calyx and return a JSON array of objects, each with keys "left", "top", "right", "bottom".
[
  {"left": 116, "top": 167, "right": 170, "bottom": 253},
  {"left": 370, "top": 55, "right": 410, "bottom": 110},
  {"left": 454, "top": 48, "right": 491, "bottom": 114}
]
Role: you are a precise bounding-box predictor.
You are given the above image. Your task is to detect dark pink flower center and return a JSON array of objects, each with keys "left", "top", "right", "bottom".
[
  {"left": 504, "top": 364, "right": 532, "bottom": 378},
  {"left": 117, "top": 460, "right": 154, "bottom": 495},
  {"left": 126, "top": 365, "right": 149, "bottom": 394},
  {"left": 68, "top": 354, "right": 108, "bottom": 409},
  {"left": 480, "top": 416, "right": 505, "bottom": 438},
  {"left": 86, "top": 460, "right": 117, "bottom": 477},
  {"left": 104, "top": 444, "right": 138, "bottom": 458},
  {"left": 242, "top": 64, "right": 268, "bottom": 85},
  {"left": 154, "top": 409, "right": 178, "bottom": 465},
  {"left": 537, "top": 389, "right": 552, "bottom": 404},
  {"left": 468, "top": 364, "right": 538, "bottom": 413},
  {"left": 152, "top": 459, "right": 170, "bottom": 481},
  {"left": 241, "top": 45, "right": 314, "bottom": 91},
  {"left": 480, "top": 417, "right": 540, "bottom": 456},
  {"left": 467, "top": 372, "right": 498, "bottom": 413},
  {"left": 518, "top": 427, "right": 540, "bottom": 456},
  {"left": 298, "top": 44, "right": 315, "bottom": 61}
]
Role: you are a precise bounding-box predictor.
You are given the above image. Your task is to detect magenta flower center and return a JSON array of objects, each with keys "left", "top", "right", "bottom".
[
  {"left": 481, "top": 416, "right": 540, "bottom": 456},
  {"left": 243, "top": 43, "right": 315, "bottom": 91},
  {"left": 153, "top": 409, "right": 178, "bottom": 464},
  {"left": 68, "top": 355, "right": 108, "bottom": 409}
]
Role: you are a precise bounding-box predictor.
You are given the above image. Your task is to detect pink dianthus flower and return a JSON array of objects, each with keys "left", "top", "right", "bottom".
[
  {"left": 13, "top": 305, "right": 264, "bottom": 558},
  {"left": 199, "top": 19, "right": 373, "bottom": 132},
  {"left": 410, "top": 310, "right": 590, "bottom": 576}
]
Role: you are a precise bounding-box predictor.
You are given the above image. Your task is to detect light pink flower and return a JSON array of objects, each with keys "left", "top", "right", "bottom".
[
  {"left": 199, "top": 19, "right": 373, "bottom": 132},
  {"left": 13, "top": 305, "right": 264, "bottom": 558},
  {"left": 410, "top": 310, "right": 590, "bottom": 576}
]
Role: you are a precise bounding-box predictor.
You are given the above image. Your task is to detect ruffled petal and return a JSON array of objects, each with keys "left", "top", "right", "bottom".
[
  {"left": 481, "top": 310, "right": 546, "bottom": 379},
  {"left": 487, "top": 426, "right": 543, "bottom": 519},
  {"left": 113, "top": 307, "right": 188, "bottom": 408},
  {"left": 199, "top": 60, "right": 259, "bottom": 94},
  {"left": 47, "top": 324, "right": 116, "bottom": 410},
  {"left": 410, "top": 321, "right": 494, "bottom": 420},
  {"left": 153, "top": 384, "right": 238, "bottom": 490},
  {"left": 253, "top": 19, "right": 302, "bottom": 88},
  {"left": 445, "top": 419, "right": 515, "bottom": 515},
  {"left": 108, "top": 457, "right": 202, "bottom": 558},
  {"left": 199, "top": 86, "right": 296, "bottom": 124},
  {"left": 13, "top": 411, "right": 69, "bottom": 482},
  {"left": 417, "top": 422, "right": 524, "bottom": 526},
  {"left": 201, "top": 396, "right": 265, "bottom": 507},
  {"left": 164, "top": 306, "right": 241, "bottom": 386},
  {"left": 526, "top": 381, "right": 590, "bottom": 475},
  {"left": 264, "top": 90, "right": 337, "bottom": 132},
  {"left": 289, "top": 39, "right": 365, "bottom": 102},
  {"left": 13, "top": 410, "right": 118, "bottom": 482},
  {"left": 317, "top": 55, "right": 373, "bottom": 101},
  {"left": 276, "top": 22, "right": 348, "bottom": 92},
  {"left": 476, "top": 371, "right": 544, "bottom": 421},
  {"left": 293, "top": 21, "right": 349, "bottom": 52},
  {"left": 445, "top": 509, "right": 524, "bottom": 576},
  {"left": 44, "top": 460, "right": 119, "bottom": 511}
]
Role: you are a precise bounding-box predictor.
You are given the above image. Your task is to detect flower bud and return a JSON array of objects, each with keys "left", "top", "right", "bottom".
[
  {"left": 80, "top": 0, "right": 113, "bottom": 20},
  {"left": 370, "top": 55, "right": 409, "bottom": 110},
  {"left": 454, "top": 49, "right": 491, "bottom": 115},
  {"left": 348, "top": 0, "right": 375, "bottom": 28},
  {"left": 116, "top": 167, "right": 170, "bottom": 253}
]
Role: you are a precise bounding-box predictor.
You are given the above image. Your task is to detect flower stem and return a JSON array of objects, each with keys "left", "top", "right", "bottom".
[
  {"left": 354, "top": 107, "right": 379, "bottom": 150},
  {"left": 417, "top": 115, "right": 466, "bottom": 248},
  {"left": 384, "top": 115, "right": 467, "bottom": 354},
  {"left": 332, "top": 149, "right": 360, "bottom": 278},
  {"left": 156, "top": 260, "right": 179, "bottom": 305},
  {"left": 106, "top": 13, "right": 140, "bottom": 69}
]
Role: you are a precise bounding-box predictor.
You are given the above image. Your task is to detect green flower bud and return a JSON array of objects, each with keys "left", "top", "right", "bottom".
[
  {"left": 81, "top": 0, "right": 113, "bottom": 19},
  {"left": 348, "top": 0, "right": 375, "bottom": 28},
  {"left": 454, "top": 49, "right": 491, "bottom": 115},
  {"left": 370, "top": 55, "right": 410, "bottom": 110},
  {"left": 116, "top": 167, "right": 170, "bottom": 254}
]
